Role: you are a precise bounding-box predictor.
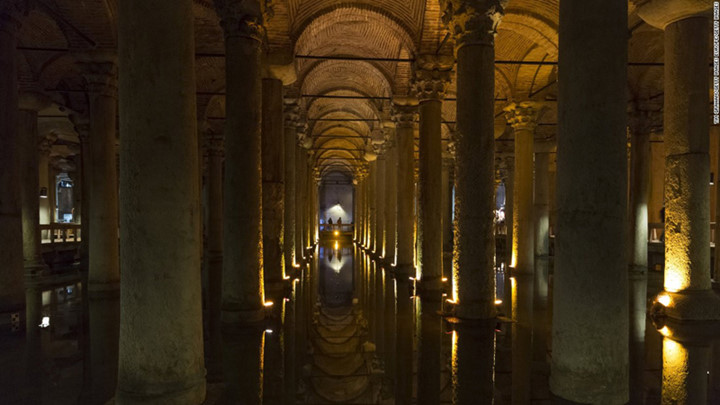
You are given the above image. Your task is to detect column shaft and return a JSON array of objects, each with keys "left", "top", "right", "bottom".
[
  {"left": 510, "top": 126, "right": 534, "bottom": 274},
  {"left": 551, "top": 0, "right": 629, "bottom": 402},
  {"left": 19, "top": 107, "right": 47, "bottom": 273},
  {"left": 376, "top": 156, "right": 386, "bottom": 256},
  {"left": 534, "top": 151, "right": 550, "bottom": 257},
  {"left": 206, "top": 135, "right": 223, "bottom": 378},
  {"left": 395, "top": 109, "right": 416, "bottom": 278},
  {"left": 117, "top": 0, "right": 206, "bottom": 401},
  {"left": 296, "top": 148, "right": 306, "bottom": 258},
  {"left": 385, "top": 143, "right": 398, "bottom": 263},
  {"left": 283, "top": 112, "right": 297, "bottom": 269}
]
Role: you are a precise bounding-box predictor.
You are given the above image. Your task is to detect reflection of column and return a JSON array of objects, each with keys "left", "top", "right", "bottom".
[
  {"left": 79, "top": 55, "right": 120, "bottom": 295},
  {"left": 635, "top": 1, "right": 720, "bottom": 320},
  {"left": 512, "top": 274, "right": 533, "bottom": 404},
  {"left": 223, "top": 326, "right": 266, "bottom": 404},
  {"left": 659, "top": 326, "right": 712, "bottom": 405},
  {"left": 395, "top": 279, "right": 413, "bottom": 405},
  {"left": 284, "top": 99, "right": 299, "bottom": 268},
  {"left": 19, "top": 93, "right": 50, "bottom": 277},
  {"left": 450, "top": 321, "right": 496, "bottom": 405},
  {"left": 384, "top": 131, "right": 398, "bottom": 263},
  {"left": 414, "top": 57, "right": 449, "bottom": 294},
  {"left": 417, "top": 296, "right": 442, "bottom": 405},
  {"left": 262, "top": 77, "right": 285, "bottom": 292},
  {"left": 446, "top": 1, "right": 504, "bottom": 320},
  {"left": 0, "top": 4, "right": 25, "bottom": 323},
  {"left": 87, "top": 296, "right": 120, "bottom": 404},
  {"left": 551, "top": 0, "right": 629, "bottom": 403},
  {"left": 533, "top": 140, "right": 552, "bottom": 364},
  {"left": 205, "top": 131, "right": 224, "bottom": 379},
  {"left": 384, "top": 270, "right": 396, "bottom": 384},
  {"left": 283, "top": 286, "right": 296, "bottom": 403},
  {"left": 116, "top": 0, "right": 206, "bottom": 401},
  {"left": 393, "top": 103, "right": 417, "bottom": 279},
  {"left": 628, "top": 106, "right": 655, "bottom": 404},
  {"left": 216, "top": 0, "right": 265, "bottom": 323}
]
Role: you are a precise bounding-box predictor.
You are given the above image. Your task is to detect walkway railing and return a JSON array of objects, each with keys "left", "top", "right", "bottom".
[
  {"left": 40, "top": 223, "right": 81, "bottom": 244},
  {"left": 319, "top": 223, "right": 354, "bottom": 234}
]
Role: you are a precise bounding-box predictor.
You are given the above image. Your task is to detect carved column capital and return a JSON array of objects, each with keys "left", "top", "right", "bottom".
[
  {"left": 503, "top": 101, "right": 547, "bottom": 132},
  {"left": 283, "top": 98, "right": 300, "bottom": 128},
  {"left": 206, "top": 132, "right": 225, "bottom": 157},
  {"left": 214, "top": 0, "right": 265, "bottom": 41},
  {"left": 412, "top": 55, "right": 453, "bottom": 102},
  {"left": 441, "top": 0, "right": 508, "bottom": 49},
  {"left": 632, "top": 0, "right": 711, "bottom": 30},
  {"left": 77, "top": 53, "right": 118, "bottom": 97},
  {"left": 392, "top": 103, "right": 418, "bottom": 129},
  {"left": 39, "top": 133, "right": 57, "bottom": 154}
]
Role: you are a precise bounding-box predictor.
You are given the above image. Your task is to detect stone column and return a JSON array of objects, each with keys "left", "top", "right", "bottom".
[
  {"left": 19, "top": 93, "right": 51, "bottom": 278},
  {"left": 216, "top": 0, "right": 266, "bottom": 324},
  {"left": 284, "top": 99, "right": 299, "bottom": 269},
  {"left": 117, "top": 0, "right": 206, "bottom": 402},
  {"left": 635, "top": 0, "right": 720, "bottom": 320},
  {"left": 38, "top": 140, "right": 52, "bottom": 230},
  {"left": 367, "top": 161, "right": 376, "bottom": 251},
  {"left": 375, "top": 153, "right": 386, "bottom": 256},
  {"left": 444, "top": 0, "right": 503, "bottom": 319},
  {"left": 413, "top": 57, "right": 449, "bottom": 294},
  {"left": 533, "top": 139, "right": 552, "bottom": 364},
  {"left": 72, "top": 117, "right": 91, "bottom": 274},
  {"left": 441, "top": 150, "right": 454, "bottom": 281},
  {"left": 393, "top": 103, "right": 418, "bottom": 279},
  {"left": 296, "top": 137, "right": 308, "bottom": 260},
  {"left": 78, "top": 55, "right": 120, "bottom": 296},
  {"left": 0, "top": 2, "right": 25, "bottom": 324},
  {"left": 205, "top": 130, "right": 224, "bottom": 379},
  {"left": 262, "top": 77, "right": 285, "bottom": 292},
  {"left": 627, "top": 105, "right": 657, "bottom": 403},
  {"left": 504, "top": 102, "right": 544, "bottom": 274},
  {"left": 384, "top": 131, "right": 398, "bottom": 264},
  {"left": 395, "top": 278, "right": 414, "bottom": 405},
  {"left": 450, "top": 320, "right": 496, "bottom": 405},
  {"left": 551, "top": 0, "right": 629, "bottom": 403}
]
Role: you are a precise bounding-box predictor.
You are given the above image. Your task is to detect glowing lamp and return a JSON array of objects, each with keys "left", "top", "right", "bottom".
[
  {"left": 656, "top": 293, "right": 671, "bottom": 307},
  {"left": 39, "top": 316, "right": 50, "bottom": 328},
  {"left": 494, "top": 299, "right": 503, "bottom": 305},
  {"left": 263, "top": 301, "right": 274, "bottom": 307}
]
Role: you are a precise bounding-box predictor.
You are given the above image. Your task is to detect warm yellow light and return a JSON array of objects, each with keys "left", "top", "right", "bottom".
[
  {"left": 334, "top": 242, "right": 339, "bottom": 250},
  {"left": 446, "top": 298, "right": 457, "bottom": 304},
  {"left": 495, "top": 299, "right": 503, "bottom": 305},
  {"left": 334, "top": 231, "right": 339, "bottom": 236},
  {"left": 283, "top": 275, "right": 290, "bottom": 280},
  {"left": 657, "top": 293, "right": 671, "bottom": 307},
  {"left": 263, "top": 301, "right": 274, "bottom": 307},
  {"left": 442, "top": 277, "right": 448, "bottom": 282}
]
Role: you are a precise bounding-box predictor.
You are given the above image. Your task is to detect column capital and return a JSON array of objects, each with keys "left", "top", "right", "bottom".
[
  {"left": 627, "top": 104, "right": 662, "bottom": 136},
  {"left": 392, "top": 103, "right": 418, "bottom": 129},
  {"left": 441, "top": 0, "right": 508, "bottom": 49},
  {"left": 70, "top": 114, "right": 91, "bottom": 143},
  {"left": 632, "top": 0, "right": 712, "bottom": 29},
  {"left": 77, "top": 52, "right": 118, "bottom": 97},
  {"left": 412, "top": 55, "right": 453, "bottom": 102},
  {"left": 0, "top": 0, "right": 27, "bottom": 35},
  {"left": 39, "top": 133, "right": 56, "bottom": 154},
  {"left": 214, "top": 0, "right": 265, "bottom": 42},
  {"left": 18, "top": 92, "right": 51, "bottom": 112},
  {"left": 503, "top": 101, "right": 547, "bottom": 132},
  {"left": 283, "top": 98, "right": 301, "bottom": 128},
  {"left": 355, "top": 165, "right": 369, "bottom": 181}
]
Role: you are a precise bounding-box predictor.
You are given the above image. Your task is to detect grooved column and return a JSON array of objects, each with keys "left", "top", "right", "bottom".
[
  {"left": 79, "top": 56, "right": 120, "bottom": 296},
  {"left": 0, "top": 4, "right": 25, "bottom": 321},
  {"left": 385, "top": 136, "right": 398, "bottom": 263},
  {"left": 19, "top": 94, "right": 50, "bottom": 277},
  {"left": 444, "top": 0, "right": 503, "bottom": 319},
  {"left": 216, "top": 0, "right": 265, "bottom": 324},
  {"left": 551, "top": 0, "right": 629, "bottom": 402},
  {"left": 413, "top": 58, "right": 449, "bottom": 293},
  {"left": 262, "top": 78, "right": 285, "bottom": 292},
  {"left": 117, "top": 0, "right": 206, "bottom": 402},
  {"left": 393, "top": 104, "right": 417, "bottom": 278},
  {"left": 205, "top": 132, "right": 224, "bottom": 379},
  {"left": 635, "top": 0, "right": 720, "bottom": 320},
  {"left": 284, "top": 99, "right": 299, "bottom": 269}
]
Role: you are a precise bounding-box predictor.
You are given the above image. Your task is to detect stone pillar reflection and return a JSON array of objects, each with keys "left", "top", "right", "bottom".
[
  {"left": 450, "top": 321, "right": 496, "bottom": 405},
  {"left": 205, "top": 131, "right": 224, "bottom": 380},
  {"left": 445, "top": 0, "right": 503, "bottom": 320},
  {"left": 395, "top": 278, "right": 414, "bottom": 405},
  {"left": 78, "top": 55, "right": 120, "bottom": 296},
  {"left": 393, "top": 103, "right": 418, "bottom": 279},
  {"left": 19, "top": 93, "right": 51, "bottom": 278},
  {"left": 551, "top": 0, "right": 629, "bottom": 402},
  {"left": 635, "top": 0, "right": 720, "bottom": 320},
  {"left": 413, "top": 57, "right": 449, "bottom": 294},
  {"left": 216, "top": 0, "right": 266, "bottom": 324},
  {"left": 117, "top": 0, "right": 206, "bottom": 402},
  {"left": 0, "top": 3, "right": 25, "bottom": 322},
  {"left": 284, "top": 99, "right": 299, "bottom": 269},
  {"left": 262, "top": 77, "right": 285, "bottom": 292},
  {"left": 533, "top": 140, "right": 552, "bottom": 364}
]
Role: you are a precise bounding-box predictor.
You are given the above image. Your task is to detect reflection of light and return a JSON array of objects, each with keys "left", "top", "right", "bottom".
[
  {"left": 283, "top": 275, "right": 290, "bottom": 280},
  {"left": 39, "top": 316, "right": 50, "bottom": 328},
  {"left": 334, "top": 242, "right": 339, "bottom": 250},
  {"left": 442, "top": 277, "right": 448, "bottom": 282},
  {"left": 662, "top": 336, "right": 689, "bottom": 399},
  {"left": 334, "top": 231, "right": 339, "bottom": 236},
  {"left": 264, "top": 301, "right": 274, "bottom": 307},
  {"left": 659, "top": 326, "right": 671, "bottom": 337},
  {"left": 495, "top": 299, "right": 503, "bottom": 305},
  {"left": 657, "top": 293, "right": 671, "bottom": 307},
  {"left": 265, "top": 329, "right": 273, "bottom": 334},
  {"left": 446, "top": 299, "right": 456, "bottom": 304}
]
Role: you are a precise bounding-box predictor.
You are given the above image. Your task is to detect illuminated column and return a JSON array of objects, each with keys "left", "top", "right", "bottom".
[
  {"left": 384, "top": 130, "right": 398, "bottom": 263},
  {"left": 635, "top": 0, "right": 720, "bottom": 320},
  {"left": 376, "top": 150, "right": 386, "bottom": 256},
  {"left": 368, "top": 161, "right": 376, "bottom": 251},
  {"left": 393, "top": 103, "right": 418, "bottom": 279},
  {"left": 413, "top": 56, "right": 450, "bottom": 294},
  {"left": 262, "top": 77, "right": 285, "bottom": 292},
  {"left": 19, "top": 93, "right": 51, "bottom": 277},
  {"left": 504, "top": 102, "right": 544, "bottom": 274},
  {"left": 284, "top": 99, "right": 299, "bottom": 269},
  {"left": 445, "top": 0, "right": 503, "bottom": 319},
  {"left": 117, "top": 0, "right": 206, "bottom": 401},
  {"left": 216, "top": 0, "right": 266, "bottom": 325},
  {"left": 205, "top": 130, "right": 224, "bottom": 379},
  {"left": 357, "top": 166, "right": 369, "bottom": 246},
  {"left": 441, "top": 149, "right": 454, "bottom": 282},
  {"left": 78, "top": 54, "right": 120, "bottom": 296},
  {"left": 551, "top": 0, "right": 629, "bottom": 403},
  {"left": 628, "top": 106, "right": 657, "bottom": 403},
  {"left": 296, "top": 134, "right": 309, "bottom": 259}
]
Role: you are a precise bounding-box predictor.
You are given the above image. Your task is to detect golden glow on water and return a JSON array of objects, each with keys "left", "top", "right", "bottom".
[
  {"left": 511, "top": 277, "right": 517, "bottom": 320},
  {"left": 451, "top": 330, "right": 459, "bottom": 391},
  {"left": 656, "top": 293, "right": 671, "bottom": 307},
  {"left": 662, "top": 336, "right": 689, "bottom": 404}
]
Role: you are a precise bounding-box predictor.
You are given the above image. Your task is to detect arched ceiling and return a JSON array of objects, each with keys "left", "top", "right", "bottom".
[{"left": 14, "top": 0, "right": 671, "bottom": 181}]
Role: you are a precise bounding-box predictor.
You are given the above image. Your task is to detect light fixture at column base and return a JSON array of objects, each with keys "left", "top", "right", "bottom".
[{"left": 654, "top": 289, "right": 720, "bottom": 321}]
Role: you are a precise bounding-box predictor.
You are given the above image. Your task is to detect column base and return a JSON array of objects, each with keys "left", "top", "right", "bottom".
[
  {"left": 114, "top": 374, "right": 206, "bottom": 405},
  {"left": 453, "top": 301, "right": 496, "bottom": 321},
  {"left": 653, "top": 289, "right": 720, "bottom": 321}
]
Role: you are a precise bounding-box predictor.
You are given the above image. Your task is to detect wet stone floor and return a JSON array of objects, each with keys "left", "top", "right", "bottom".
[{"left": 1, "top": 241, "right": 720, "bottom": 404}]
